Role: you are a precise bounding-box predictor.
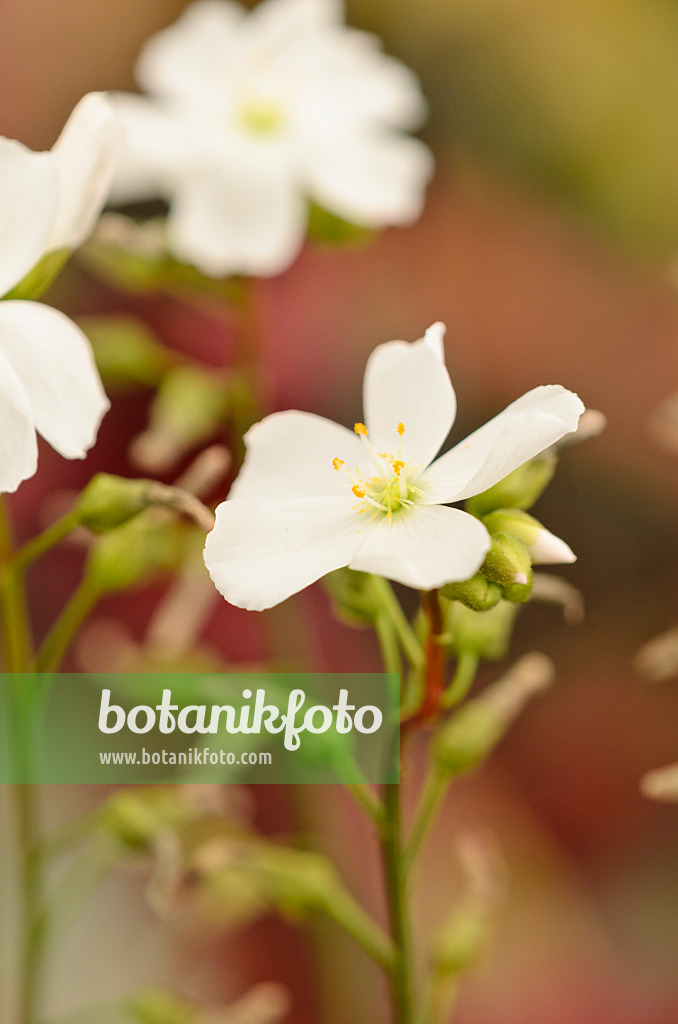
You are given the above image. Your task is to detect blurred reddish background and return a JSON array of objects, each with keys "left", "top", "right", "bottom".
[{"left": 4, "top": 1, "right": 678, "bottom": 1022}]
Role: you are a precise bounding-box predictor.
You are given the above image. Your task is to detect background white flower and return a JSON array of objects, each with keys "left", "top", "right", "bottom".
[
  {"left": 111, "top": 0, "right": 434, "bottom": 277},
  {"left": 204, "top": 323, "right": 585, "bottom": 611},
  {"left": 0, "top": 94, "right": 121, "bottom": 492}
]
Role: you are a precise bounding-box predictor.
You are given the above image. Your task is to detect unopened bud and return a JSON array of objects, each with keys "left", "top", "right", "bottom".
[
  {"left": 466, "top": 456, "right": 556, "bottom": 517},
  {"left": 441, "top": 573, "right": 502, "bottom": 612},
  {"left": 76, "top": 473, "right": 151, "bottom": 533},
  {"left": 87, "top": 513, "right": 184, "bottom": 592},
  {"left": 444, "top": 600, "right": 518, "bottom": 660},
  {"left": 482, "top": 533, "right": 532, "bottom": 586},
  {"left": 434, "top": 653, "right": 555, "bottom": 777},
  {"left": 81, "top": 315, "right": 172, "bottom": 389},
  {"left": 482, "top": 509, "right": 575, "bottom": 565}
]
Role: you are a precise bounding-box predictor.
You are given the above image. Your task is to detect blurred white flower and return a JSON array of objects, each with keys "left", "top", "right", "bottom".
[
  {"left": 111, "top": 0, "right": 434, "bottom": 277},
  {"left": 203, "top": 323, "right": 584, "bottom": 611},
  {"left": 0, "top": 93, "right": 121, "bottom": 492}
]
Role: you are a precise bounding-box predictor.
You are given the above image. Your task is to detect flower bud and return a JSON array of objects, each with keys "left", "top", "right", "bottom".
[
  {"left": 324, "top": 568, "right": 382, "bottom": 626},
  {"left": 441, "top": 573, "right": 502, "bottom": 612},
  {"left": 434, "top": 653, "right": 554, "bottom": 777},
  {"left": 75, "top": 473, "right": 152, "bottom": 533},
  {"left": 3, "top": 248, "right": 70, "bottom": 301},
  {"left": 81, "top": 315, "right": 172, "bottom": 390},
  {"left": 443, "top": 600, "right": 518, "bottom": 660},
  {"left": 466, "top": 456, "right": 556, "bottom": 517},
  {"left": 101, "top": 789, "right": 187, "bottom": 850},
  {"left": 482, "top": 508, "right": 575, "bottom": 564},
  {"left": 87, "top": 513, "right": 184, "bottom": 592},
  {"left": 482, "top": 533, "right": 532, "bottom": 587}
]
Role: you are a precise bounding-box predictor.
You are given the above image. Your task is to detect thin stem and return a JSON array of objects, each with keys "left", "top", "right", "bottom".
[
  {"left": 0, "top": 498, "right": 32, "bottom": 671},
  {"left": 34, "top": 578, "right": 101, "bottom": 674},
  {"left": 441, "top": 652, "right": 479, "bottom": 709},
  {"left": 345, "top": 783, "right": 387, "bottom": 831},
  {"left": 403, "top": 767, "right": 448, "bottom": 875},
  {"left": 381, "top": 781, "right": 415, "bottom": 1023},
  {"left": 370, "top": 576, "right": 423, "bottom": 670},
  {"left": 325, "top": 888, "right": 397, "bottom": 975},
  {"left": 14, "top": 783, "right": 41, "bottom": 1024},
  {"left": 13, "top": 511, "right": 80, "bottom": 574}
]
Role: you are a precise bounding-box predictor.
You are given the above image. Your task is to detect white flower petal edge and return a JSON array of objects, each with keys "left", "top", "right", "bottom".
[
  {"left": 0, "top": 140, "right": 59, "bottom": 298},
  {"left": 49, "top": 92, "right": 123, "bottom": 251},
  {"left": 530, "top": 528, "right": 576, "bottom": 565},
  {"left": 0, "top": 302, "right": 110, "bottom": 460},
  {"left": 204, "top": 496, "right": 367, "bottom": 611},
  {"left": 0, "top": 352, "right": 39, "bottom": 493},
  {"left": 349, "top": 504, "right": 491, "bottom": 590},
  {"left": 204, "top": 322, "right": 584, "bottom": 610},
  {"left": 420, "top": 386, "right": 585, "bottom": 504}
]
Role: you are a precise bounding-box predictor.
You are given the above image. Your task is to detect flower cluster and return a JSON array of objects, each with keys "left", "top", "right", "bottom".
[{"left": 110, "top": 0, "right": 434, "bottom": 277}]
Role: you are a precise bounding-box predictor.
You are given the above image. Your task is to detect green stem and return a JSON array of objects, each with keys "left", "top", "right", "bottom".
[
  {"left": 14, "top": 783, "right": 41, "bottom": 1024},
  {"left": 403, "top": 767, "right": 448, "bottom": 876},
  {"left": 13, "top": 511, "right": 80, "bottom": 574},
  {"left": 326, "top": 888, "right": 397, "bottom": 975},
  {"left": 34, "top": 578, "right": 101, "bottom": 674},
  {"left": 370, "top": 576, "right": 423, "bottom": 670},
  {"left": 0, "top": 498, "right": 32, "bottom": 671},
  {"left": 345, "top": 783, "right": 386, "bottom": 831},
  {"left": 441, "top": 652, "right": 479, "bottom": 709},
  {"left": 381, "top": 781, "right": 415, "bottom": 1023}
]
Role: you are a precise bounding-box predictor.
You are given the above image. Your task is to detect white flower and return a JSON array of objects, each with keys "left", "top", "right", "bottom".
[
  {"left": 0, "top": 93, "right": 122, "bottom": 492},
  {"left": 110, "top": 0, "right": 434, "bottom": 277},
  {"left": 203, "top": 323, "right": 585, "bottom": 611}
]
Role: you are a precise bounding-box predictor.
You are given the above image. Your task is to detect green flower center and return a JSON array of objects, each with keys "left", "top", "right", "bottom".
[{"left": 333, "top": 422, "right": 424, "bottom": 521}]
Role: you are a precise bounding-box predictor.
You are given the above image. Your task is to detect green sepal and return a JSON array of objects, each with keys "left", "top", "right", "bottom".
[
  {"left": 441, "top": 573, "right": 502, "bottom": 612},
  {"left": 502, "top": 571, "right": 534, "bottom": 604},
  {"left": 75, "top": 473, "right": 154, "bottom": 534},
  {"left": 3, "top": 248, "right": 71, "bottom": 301},
  {"left": 442, "top": 599, "right": 519, "bottom": 660},
  {"left": 482, "top": 533, "right": 532, "bottom": 586},
  {"left": 465, "top": 455, "right": 556, "bottom": 518}
]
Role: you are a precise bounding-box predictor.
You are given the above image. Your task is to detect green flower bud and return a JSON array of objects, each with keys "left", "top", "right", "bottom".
[
  {"left": 87, "top": 513, "right": 184, "bottom": 592},
  {"left": 324, "top": 568, "right": 381, "bottom": 626},
  {"left": 465, "top": 456, "right": 556, "bottom": 517},
  {"left": 443, "top": 600, "right": 518, "bottom": 660},
  {"left": 3, "top": 248, "right": 70, "bottom": 301},
  {"left": 502, "top": 572, "right": 534, "bottom": 604},
  {"left": 482, "top": 533, "right": 532, "bottom": 587},
  {"left": 434, "top": 653, "right": 554, "bottom": 777},
  {"left": 101, "top": 789, "right": 187, "bottom": 850},
  {"left": 80, "top": 315, "right": 172, "bottom": 390},
  {"left": 76, "top": 473, "right": 152, "bottom": 533},
  {"left": 433, "top": 901, "right": 491, "bottom": 977},
  {"left": 482, "top": 508, "right": 575, "bottom": 565},
  {"left": 441, "top": 573, "right": 502, "bottom": 612}
]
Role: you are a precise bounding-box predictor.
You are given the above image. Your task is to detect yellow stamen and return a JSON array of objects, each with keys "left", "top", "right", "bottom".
[
  {"left": 352, "top": 485, "right": 365, "bottom": 498},
  {"left": 397, "top": 422, "right": 405, "bottom": 436},
  {"left": 332, "top": 457, "right": 344, "bottom": 471},
  {"left": 392, "top": 460, "right": 405, "bottom": 477},
  {"left": 354, "top": 422, "right": 368, "bottom": 436}
]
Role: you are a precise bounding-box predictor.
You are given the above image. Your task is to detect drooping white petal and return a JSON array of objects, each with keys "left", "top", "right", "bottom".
[
  {"left": 109, "top": 94, "right": 201, "bottom": 203},
  {"left": 0, "top": 352, "right": 38, "bottom": 493},
  {"left": 169, "top": 162, "right": 306, "bottom": 276},
  {"left": 363, "top": 329, "right": 456, "bottom": 470},
  {"left": 49, "top": 92, "right": 123, "bottom": 250},
  {"left": 530, "top": 528, "right": 576, "bottom": 565},
  {"left": 249, "top": 0, "right": 343, "bottom": 47},
  {"left": 230, "top": 410, "right": 368, "bottom": 501},
  {"left": 350, "top": 505, "right": 490, "bottom": 590},
  {"left": 306, "top": 129, "right": 433, "bottom": 227},
  {"left": 0, "top": 301, "right": 109, "bottom": 459},
  {"left": 204, "top": 495, "right": 365, "bottom": 611},
  {"left": 0, "top": 140, "right": 59, "bottom": 298},
  {"left": 136, "top": 0, "right": 246, "bottom": 101},
  {"left": 421, "top": 386, "right": 585, "bottom": 505}
]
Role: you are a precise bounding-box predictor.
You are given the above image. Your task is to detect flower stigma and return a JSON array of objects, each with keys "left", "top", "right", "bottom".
[{"left": 332, "top": 422, "right": 424, "bottom": 521}]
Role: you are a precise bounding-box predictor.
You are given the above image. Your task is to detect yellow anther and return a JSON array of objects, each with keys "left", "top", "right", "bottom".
[
  {"left": 397, "top": 422, "right": 405, "bottom": 436},
  {"left": 332, "top": 457, "right": 344, "bottom": 471},
  {"left": 392, "top": 460, "right": 405, "bottom": 477},
  {"left": 354, "top": 422, "right": 368, "bottom": 436},
  {"left": 352, "top": 485, "right": 366, "bottom": 498}
]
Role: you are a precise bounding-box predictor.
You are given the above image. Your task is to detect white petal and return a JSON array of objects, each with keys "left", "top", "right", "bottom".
[
  {"left": 168, "top": 163, "right": 306, "bottom": 276},
  {"left": 0, "top": 352, "right": 38, "bottom": 493},
  {"left": 230, "top": 410, "right": 368, "bottom": 501},
  {"left": 530, "top": 528, "right": 576, "bottom": 565},
  {"left": 363, "top": 331, "right": 456, "bottom": 469},
  {"left": 136, "top": 0, "right": 246, "bottom": 101},
  {"left": 350, "top": 505, "right": 490, "bottom": 590},
  {"left": 108, "top": 94, "right": 199, "bottom": 204},
  {"left": 249, "top": 0, "right": 343, "bottom": 46},
  {"left": 49, "top": 92, "right": 123, "bottom": 250},
  {"left": 306, "top": 129, "right": 433, "bottom": 227},
  {"left": 204, "top": 495, "right": 365, "bottom": 611},
  {"left": 421, "top": 386, "right": 585, "bottom": 505},
  {"left": 0, "top": 140, "right": 59, "bottom": 297},
  {"left": 0, "top": 301, "right": 109, "bottom": 459}
]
